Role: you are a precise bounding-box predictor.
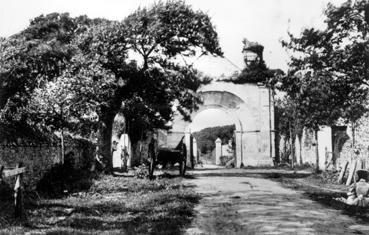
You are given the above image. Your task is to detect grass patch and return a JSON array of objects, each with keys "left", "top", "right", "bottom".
[{"left": 0, "top": 175, "right": 199, "bottom": 234}]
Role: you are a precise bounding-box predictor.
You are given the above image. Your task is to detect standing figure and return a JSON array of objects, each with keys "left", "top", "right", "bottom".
[
  {"left": 148, "top": 133, "right": 158, "bottom": 178},
  {"left": 112, "top": 140, "right": 123, "bottom": 172}
]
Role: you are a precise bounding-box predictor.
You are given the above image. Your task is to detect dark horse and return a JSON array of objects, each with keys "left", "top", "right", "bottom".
[{"left": 148, "top": 136, "right": 187, "bottom": 177}]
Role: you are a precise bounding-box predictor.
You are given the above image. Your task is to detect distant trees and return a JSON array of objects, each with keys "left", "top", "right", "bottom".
[
  {"left": 192, "top": 125, "right": 235, "bottom": 154},
  {"left": 0, "top": 1, "right": 223, "bottom": 171}
]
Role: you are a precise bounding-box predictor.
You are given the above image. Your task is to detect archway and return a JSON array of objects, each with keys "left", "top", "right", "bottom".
[
  {"left": 182, "top": 90, "right": 245, "bottom": 167},
  {"left": 168, "top": 81, "right": 275, "bottom": 167}
]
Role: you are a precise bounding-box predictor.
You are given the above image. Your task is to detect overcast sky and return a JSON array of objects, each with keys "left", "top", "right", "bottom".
[{"left": 0, "top": 0, "right": 345, "bottom": 77}]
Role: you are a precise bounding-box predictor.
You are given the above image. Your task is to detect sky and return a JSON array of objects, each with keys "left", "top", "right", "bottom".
[{"left": 0, "top": 0, "right": 345, "bottom": 77}]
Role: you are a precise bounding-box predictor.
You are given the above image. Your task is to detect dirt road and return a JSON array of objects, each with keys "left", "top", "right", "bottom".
[{"left": 184, "top": 168, "right": 369, "bottom": 235}]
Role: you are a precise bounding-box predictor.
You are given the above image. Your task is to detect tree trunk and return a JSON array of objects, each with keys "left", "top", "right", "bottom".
[
  {"left": 131, "top": 141, "right": 141, "bottom": 166},
  {"left": 315, "top": 130, "right": 320, "bottom": 172},
  {"left": 291, "top": 134, "right": 295, "bottom": 169},
  {"left": 290, "top": 125, "right": 295, "bottom": 168},
  {"left": 298, "top": 134, "right": 303, "bottom": 165},
  {"left": 60, "top": 129, "right": 65, "bottom": 165},
  {"left": 97, "top": 112, "right": 115, "bottom": 172},
  {"left": 352, "top": 121, "right": 356, "bottom": 147}
]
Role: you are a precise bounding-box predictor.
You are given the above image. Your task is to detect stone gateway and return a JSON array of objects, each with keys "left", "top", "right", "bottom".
[{"left": 167, "top": 81, "right": 275, "bottom": 167}]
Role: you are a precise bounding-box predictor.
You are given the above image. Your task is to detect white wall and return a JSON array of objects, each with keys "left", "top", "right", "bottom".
[
  {"left": 294, "top": 126, "right": 332, "bottom": 170},
  {"left": 318, "top": 126, "right": 332, "bottom": 171}
]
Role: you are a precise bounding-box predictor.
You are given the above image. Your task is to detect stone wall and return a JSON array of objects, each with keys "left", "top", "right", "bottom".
[
  {"left": 338, "top": 114, "right": 369, "bottom": 169},
  {"left": 0, "top": 138, "right": 95, "bottom": 189}
]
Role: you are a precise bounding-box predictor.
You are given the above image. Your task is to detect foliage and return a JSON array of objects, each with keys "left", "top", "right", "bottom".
[
  {"left": 124, "top": 0, "right": 222, "bottom": 69},
  {"left": 0, "top": 13, "right": 101, "bottom": 119},
  {"left": 122, "top": 0, "right": 224, "bottom": 143},
  {"left": 276, "top": 0, "right": 369, "bottom": 132},
  {"left": 192, "top": 125, "right": 235, "bottom": 154},
  {"left": 0, "top": 13, "right": 109, "bottom": 135},
  {"left": 275, "top": 97, "right": 302, "bottom": 138},
  {"left": 0, "top": 1, "right": 224, "bottom": 168},
  {"left": 133, "top": 164, "right": 150, "bottom": 179},
  {"left": 222, "top": 38, "right": 283, "bottom": 84}
]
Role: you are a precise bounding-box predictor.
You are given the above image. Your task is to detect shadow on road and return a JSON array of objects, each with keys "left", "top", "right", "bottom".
[
  {"left": 186, "top": 167, "right": 369, "bottom": 223},
  {"left": 187, "top": 169, "right": 311, "bottom": 179}
]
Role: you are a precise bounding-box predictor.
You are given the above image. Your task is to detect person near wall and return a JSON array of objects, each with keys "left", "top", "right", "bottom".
[{"left": 112, "top": 140, "right": 123, "bottom": 173}]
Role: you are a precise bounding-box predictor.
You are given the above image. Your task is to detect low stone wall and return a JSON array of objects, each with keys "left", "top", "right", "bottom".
[{"left": 0, "top": 139, "right": 95, "bottom": 189}]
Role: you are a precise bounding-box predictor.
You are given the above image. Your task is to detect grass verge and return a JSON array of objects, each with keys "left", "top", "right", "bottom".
[{"left": 0, "top": 174, "right": 199, "bottom": 235}]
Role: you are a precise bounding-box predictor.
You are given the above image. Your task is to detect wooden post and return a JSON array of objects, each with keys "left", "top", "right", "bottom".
[
  {"left": 14, "top": 162, "right": 24, "bottom": 218},
  {"left": 338, "top": 160, "right": 349, "bottom": 184},
  {"left": 346, "top": 160, "right": 357, "bottom": 186}
]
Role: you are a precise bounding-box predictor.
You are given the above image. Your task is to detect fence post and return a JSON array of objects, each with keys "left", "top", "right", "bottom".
[
  {"left": 337, "top": 160, "right": 349, "bottom": 184},
  {"left": 14, "top": 162, "right": 24, "bottom": 218},
  {"left": 346, "top": 160, "right": 357, "bottom": 186}
]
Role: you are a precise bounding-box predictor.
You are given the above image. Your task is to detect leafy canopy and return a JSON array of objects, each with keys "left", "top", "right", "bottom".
[
  {"left": 276, "top": 0, "right": 369, "bottom": 131},
  {"left": 0, "top": 1, "right": 224, "bottom": 147}
]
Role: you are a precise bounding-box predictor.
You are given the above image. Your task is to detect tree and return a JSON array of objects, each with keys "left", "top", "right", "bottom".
[
  {"left": 275, "top": 97, "right": 303, "bottom": 166},
  {"left": 27, "top": 77, "right": 75, "bottom": 162},
  {"left": 192, "top": 125, "right": 235, "bottom": 154},
  {"left": 0, "top": 13, "right": 102, "bottom": 124},
  {"left": 71, "top": 2, "right": 223, "bottom": 167},
  {"left": 0, "top": 1, "right": 223, "bottom": 172},
  {"left": 117, "top": 0, "right": 223, "bottom": 167},
  {"left": 0, "top": 14, "right": 124, "bottom": 168},
  {"left": 124, "top": 0, "right": 222, "bottom": 70},
  {"left": 276, "top": 0, "right": 369, "bottom": 171}
]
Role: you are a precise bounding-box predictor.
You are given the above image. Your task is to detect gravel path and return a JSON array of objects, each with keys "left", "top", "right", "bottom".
[{"left": 184, "top": 169, "right": 369, "bottom": 235}]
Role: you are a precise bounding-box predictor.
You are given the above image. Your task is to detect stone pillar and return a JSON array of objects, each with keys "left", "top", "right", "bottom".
[
  {"left": 185, "top": 133, "right": 194, "bottom": 168},
  {"left": 185, "top": 132, "right": 191, "bottom": 166},
  {"left": 215, "top": 138, "right": 222, "bottom": 165},
  {"left": 193, "top": 139, "right": 198, "bottom": 163},
  {"left": 235, "top": 131, "right": 242, "bottom": 167}
]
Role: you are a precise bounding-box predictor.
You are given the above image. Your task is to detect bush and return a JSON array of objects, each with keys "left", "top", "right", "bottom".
[
  {"left": 133, "top": 164, "right": 150, "bottom": 179},
  {"left": 219, "top": 155, "right": 234, "bottom": 166}
]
